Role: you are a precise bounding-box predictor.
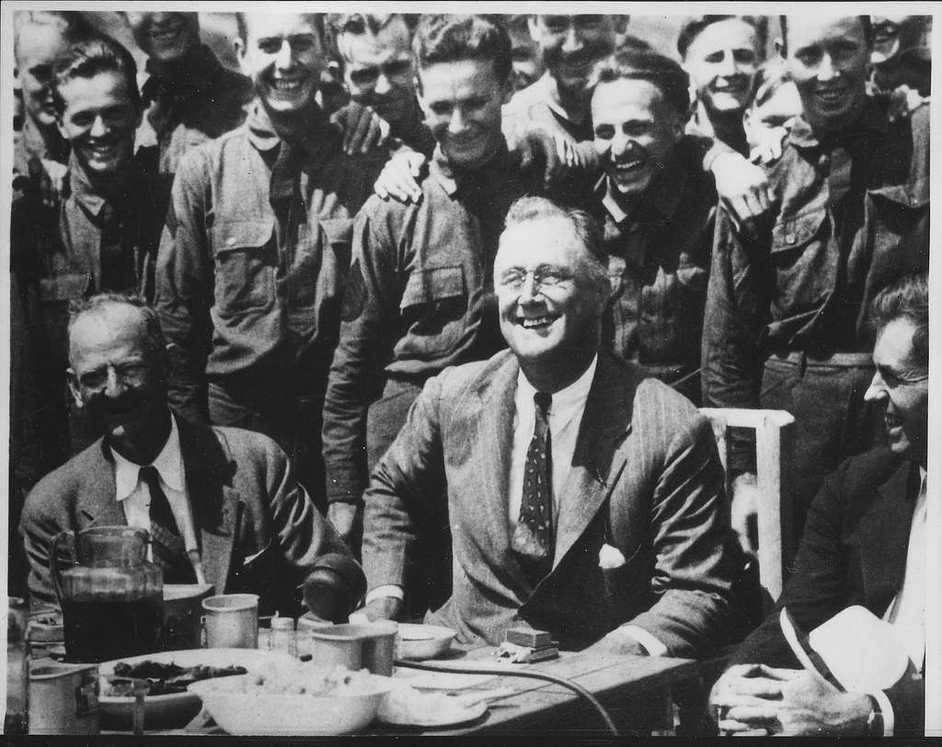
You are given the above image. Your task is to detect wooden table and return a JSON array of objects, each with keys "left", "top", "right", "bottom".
[{"left": 390, "top": 647, "right": 701, "bottom": 736}]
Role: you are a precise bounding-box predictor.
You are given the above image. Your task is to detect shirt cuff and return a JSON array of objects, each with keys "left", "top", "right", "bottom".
[
  {"left": 619, "top": 625, "right": 668, "bottom": 657},
  {"left": 870, "top": 690, "right": 894, "bottom": 736},
  {"left": 365, "top": 585, "right": 404, "bottom": 605}
]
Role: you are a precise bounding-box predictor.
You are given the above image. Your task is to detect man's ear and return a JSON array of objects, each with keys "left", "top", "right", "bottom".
[
  {"left": 774, "top": 37, "right": 786, "bottom": 60},
  {"left": 234, "top": 37, "right": 247, "bottom": 75},
  {"left": 66, "top": 369, "right": 83, "bottom": 410}
]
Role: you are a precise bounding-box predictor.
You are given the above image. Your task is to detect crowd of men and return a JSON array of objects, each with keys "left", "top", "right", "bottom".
[{"left": 8, "top": 10, "right": 932, "bottom": 736}]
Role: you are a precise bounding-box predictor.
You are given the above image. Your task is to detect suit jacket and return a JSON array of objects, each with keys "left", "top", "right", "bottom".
[
  {"left": 21, "top": 416, "right": 359, "bottom": 616},
  {"left": 362, "top": 349, "right": 742, "bottom": 655},
  {"left": 730, "top": 446, "right": 925, "bottom": 735}
]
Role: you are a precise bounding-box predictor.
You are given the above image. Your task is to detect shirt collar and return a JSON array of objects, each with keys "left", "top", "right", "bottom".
[
  {"left": 595, "top": 152, "right": 687, "bottom": 225},
  {"left": 516, "top": 354, "right": 598, "bottom": 414},
  {"left": 67, "top": 152, "right": 140, "bottom": 219},
  {"left": 430, "top": 140, "right": 514, "bottom": 196},
  {"left": 112, "top": 414, "right": 185, "bottom": 502},
  {"left": 787, "top": 96, "right": 888, "bottom": 150},
  {"left": 530, "top": 71, "right": 583, "bottom": 127},
  {"left": 245, "top": 98, "right": 339, "bottom": 163}
]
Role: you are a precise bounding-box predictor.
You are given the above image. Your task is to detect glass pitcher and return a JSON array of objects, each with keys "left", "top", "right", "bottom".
[{"left": 51, "top": 526, "right": 163, "bottom": 663}]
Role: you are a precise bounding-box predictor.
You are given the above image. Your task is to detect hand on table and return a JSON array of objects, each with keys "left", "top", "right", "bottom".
[
  {"left": 358, "top": 596, "right": 403, "bottom": 623},
  {"left": 710, "top": 664, "right": 872, "bottom": 736},
  {"left": 582, "top": 627, "right": 649, "bottom": 658}
]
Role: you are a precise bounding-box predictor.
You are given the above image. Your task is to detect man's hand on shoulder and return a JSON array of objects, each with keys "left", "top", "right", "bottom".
[
  {"left": 374, "top": 150, "right": 425, "bottom": 204},
  {"left": 711, "top": 151, "right": 775, "bottom": 226}
]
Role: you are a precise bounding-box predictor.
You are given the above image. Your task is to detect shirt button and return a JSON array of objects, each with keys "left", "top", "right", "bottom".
[
  {"left": 226, "top": 237, "right": 236, "bottom": 247},
  {"left": 785, "top": 232, "right": 797, "bottom": 244}
]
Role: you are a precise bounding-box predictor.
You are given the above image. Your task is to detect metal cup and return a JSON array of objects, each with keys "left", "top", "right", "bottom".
[
  {"left": 28, "top": 660, "right": 99, "bottom": 735},
  {"left": 201, "top": 594, "right": 259, "bottom": 649}
]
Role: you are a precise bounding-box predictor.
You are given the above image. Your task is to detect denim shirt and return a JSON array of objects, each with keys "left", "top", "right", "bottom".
[
  {"left": 322, "top": 145, "right": 538, "bottom": 504},
  {"left": 702, "top": 97, "right": 929, "bottom": 417},
  {"left": 155, "top": 101, "right": 389, "bottom": 423},
  {"left": 597, "top": 138, "right": 716, "bottom": 386}
]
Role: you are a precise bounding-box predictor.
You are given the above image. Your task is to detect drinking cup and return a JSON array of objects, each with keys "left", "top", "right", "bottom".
[{"left": 201, "top": 594, "right": 259, "bottom": 649}]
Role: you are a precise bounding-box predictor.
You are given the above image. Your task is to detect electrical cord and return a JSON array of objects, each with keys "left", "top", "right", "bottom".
[{"left": 394, "top": 658, "right": 620, "bottom": 736}]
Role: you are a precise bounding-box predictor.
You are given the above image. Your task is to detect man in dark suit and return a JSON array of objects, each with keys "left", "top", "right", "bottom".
[
  {"left": 710, "top": 272, "right": 929, "bottom": 736},
  {"left": 360, "top": 196, "right": 742, "bottom": 656},
  {"left": 20, "top": 294, "right": 364, "bottom": 620}
]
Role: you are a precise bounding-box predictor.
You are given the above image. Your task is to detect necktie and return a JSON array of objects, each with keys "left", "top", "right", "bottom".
[
  {"left": 512, "top": 391, "right": 554, "bottom": 582},
  {"left": 140, "top": 465, "right": 195, "bottom": 583}
]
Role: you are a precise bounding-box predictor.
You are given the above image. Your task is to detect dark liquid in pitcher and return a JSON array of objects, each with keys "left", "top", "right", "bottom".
[{"left": 63, "top": 593, "right": 163, "bottom": 663}]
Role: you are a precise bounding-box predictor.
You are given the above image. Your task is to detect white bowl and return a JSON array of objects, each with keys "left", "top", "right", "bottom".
[
  {"left": 187, "top": 673, "right": 393, "bottom": 735},
  {"left": 397, "top": 623, "right": 457, "bottom": 660}
]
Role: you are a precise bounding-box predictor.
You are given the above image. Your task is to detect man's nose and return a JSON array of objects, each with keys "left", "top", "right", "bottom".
[
  {"left": 448, "top": 106, "right": 467, "bottom": 134},
  {"left": 103, "top": 366, "right": 127, "bottom": 398},
  {"left": 561, "top": 25, "right": 583, "bottom": 54},
  {"left": 863, "top": 372, "right": 887, "bottom": 403},
  {"left": 519, "top": 273, "right": 542, "bottom": 301},
  {"left": 89, "top": 114, "right": 108, "bottom": 138},
  {"left": 816, "top": 52, "right": 838, "bottom": 81},
  {"left": 275, "top": 39, "right": 294, "bottom": 70},
  {"left": 374, "top": 72, "right": 393, "bottom": 96},
  {"left": 611, "top": 132, "right": 629, "bottom": 158},
  {"left": 717, "top": 50, "right": 737, "bottom": 76}
]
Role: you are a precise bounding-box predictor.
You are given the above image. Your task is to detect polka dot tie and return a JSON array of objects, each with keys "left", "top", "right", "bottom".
[
  {"left": 140, "top": 465, "right": 195, "bottom": 584},
  {"left": 512, "top": 391, "right": 554, "bottom": 583}
]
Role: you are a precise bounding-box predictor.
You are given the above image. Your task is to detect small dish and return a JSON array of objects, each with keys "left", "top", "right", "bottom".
[{"left": 397, "top": 623, "right": 457, "bottom": 660}]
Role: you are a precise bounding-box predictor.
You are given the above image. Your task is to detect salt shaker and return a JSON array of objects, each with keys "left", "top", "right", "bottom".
[{"left": 270, "top": 616, "right": 296, "bottom": 657}]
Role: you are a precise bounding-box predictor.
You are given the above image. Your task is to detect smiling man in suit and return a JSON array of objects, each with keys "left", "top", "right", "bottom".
[
  {"left": 709, "top": 272, "right": 930, "bottom": 736},
  {"left": 360, "top": 196, "right": 741, "bottom": 656},
  {"left": 20, "top": 293, "right": 364, "bottom": 620}
]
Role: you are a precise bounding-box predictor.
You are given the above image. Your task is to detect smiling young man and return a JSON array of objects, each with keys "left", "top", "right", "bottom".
[
  {"left": 123, "top": 11, "right": 253, "bottom": 177},
  {"left": 357, "top": 195, "right": 742, "bottom": 654},
  {"left": 154, "top": 12, "right": 390, "bottom": 507},
  {"left": 589, "top": 48, "right": 716, "bottom": 404},
  {"left": 702, "top": 15, "right": 929, "bottom": 560},
  {"left": 710, "top": 272, "right": 929, "bottom": 737},
  {"left": 679, "top": 16, "right": 765, "bottom": 157},
  {"left": 322, "top": 15, "right": 544, "bottom": 562}
]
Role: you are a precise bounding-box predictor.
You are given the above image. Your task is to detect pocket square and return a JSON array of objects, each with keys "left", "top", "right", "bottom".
[{"left": 598, "top": 543, "right": 626, "bottom": 569}]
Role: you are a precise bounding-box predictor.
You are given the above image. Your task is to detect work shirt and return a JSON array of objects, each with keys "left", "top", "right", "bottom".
[
  {"left": 136, "top": 44, "right": 252, "bottom": 177},
  {"left": 322, "top": 144, "right": 537, "bottom": 505},
  {"left": 596, "top": 138, "right": 716, "bottom": 391},
  {"left": 155, "top": 100, "right": 389, "bottom": 424},
  {"left": 702, "top": 97, "right": 929, "bottom": 430}
]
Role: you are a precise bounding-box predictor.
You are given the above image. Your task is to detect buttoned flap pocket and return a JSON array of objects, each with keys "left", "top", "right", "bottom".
[
  {"left": 396, "top": 265, "right": 469, "bottom": 359},
  {"left": 38, "top": 272, "right": 89, "bottom": 303},
  {"left": 768, "top": 209, "right": 833, "bottom": 312},
  {"left": 212, "top": 220, "right": 276, "bottom": 316},
  {"left": 867, "top": 178, "right": 929, "bottom": 211}
]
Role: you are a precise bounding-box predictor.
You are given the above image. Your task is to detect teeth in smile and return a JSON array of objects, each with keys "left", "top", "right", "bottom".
[
  {"left": 274, "top": 79, "right": 303, "bottom": 91},
  {"left": 521, "top": 316, "right": 552, "bottom": 328}
]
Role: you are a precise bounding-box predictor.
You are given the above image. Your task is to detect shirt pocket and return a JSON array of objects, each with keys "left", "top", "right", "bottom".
[
  {"left": 396, "top": 265, "right": 468, "bottom": 360},
  {"left": 866, "top": 181, "right": 929, "bottom": 268},
  {"left": 212, "top": 220, "right": 276, "bottom": 317},
  {"left": 768, "top": 208, "right": 832, "bottom": 316}
]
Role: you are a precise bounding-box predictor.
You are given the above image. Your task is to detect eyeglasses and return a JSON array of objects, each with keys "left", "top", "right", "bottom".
[
  {"left": 872, "top": 367, "right": 929, "bottom": 389},
  {"left": 77, "top": 362, "right": 149, "bottom": 392},
  {"left": 498, "top": 267, "right": 574, "bottom": 293}
]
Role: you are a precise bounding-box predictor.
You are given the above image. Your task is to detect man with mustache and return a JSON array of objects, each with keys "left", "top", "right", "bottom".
[
  {"left": 589, "top": 48, "right": 716, "bottom": 405},
  {"left": 709, "top": 272, "right": 929, "bottom": 736},
  {"left": 702, "top": 15, "right": 928, "bottom": 560},
  {"left": 155, "top": 12, "right": 390, "bottom": 508},
  {"left": 19, "top": 293, "right": 364, "bottom": 621},
  {"left": 321, "top": 16, "right": 542, "bottom": 570}
]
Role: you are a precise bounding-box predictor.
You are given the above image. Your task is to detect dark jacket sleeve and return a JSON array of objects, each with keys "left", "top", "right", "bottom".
[
  {"left": 154, "top": 147, "right": 213, "bottom": 424},
  {"left": 360, "top": 371, "right": 446, "bottom": 592},
  {"left": 322, "top": 199, "right": 401, "bottom": 505}
]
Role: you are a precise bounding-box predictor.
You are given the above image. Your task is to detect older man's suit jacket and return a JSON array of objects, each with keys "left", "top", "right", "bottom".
[
  {"left": 362, "top": 349, "right": 742, "bottom": 655},
  {"left": 21, "top": 416, "right": 357, "bottom": 614},
  {"left": 730, "top": 447, "right": 925, "bottom": 735}
]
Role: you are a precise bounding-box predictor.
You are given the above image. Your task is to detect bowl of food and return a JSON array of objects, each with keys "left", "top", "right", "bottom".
[
  {"left": 397, "top": 623, "right": 457, "bottom": 660},
  {"left": 187, "top": 662, "right": 393, "bottom": 735},
  {"left": 98, "top": 648, "right": 294, "bottom": 730}
]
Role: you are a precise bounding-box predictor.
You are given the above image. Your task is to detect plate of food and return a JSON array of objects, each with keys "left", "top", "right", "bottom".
[
  {"left": 397, "top": 623, "right": 457, "bottom": 660},
  {"left": 377, "top": 681, "right": 488, "bottom": 728},
  {"left": 98, "top": 648, "right": 295, "bottom": 730},
  {"left": 187, "top": 662, "right": 393, "bottom": 735}
]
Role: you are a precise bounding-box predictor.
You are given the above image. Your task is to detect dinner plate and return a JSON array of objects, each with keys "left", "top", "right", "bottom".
[
  {"left": 98, "top": 648, "right": 294, "bottom": 731},
  {"left": 377, "top": 685, "right": 488, "bottom": 728},
  {"left": 393, "top": 667, "right": 498, "bottom": 692}
]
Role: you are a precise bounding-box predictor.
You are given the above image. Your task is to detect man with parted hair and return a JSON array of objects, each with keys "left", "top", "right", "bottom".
[
  {"left": 358, "top": 194, "right": 742, "bottom": 655},
  {"left": 326, "top": 12, "right": 434, "bottom": 156},
  {"left": 710, "top": 272, "right": 929, "bottom": 736},
  {"left": 155, "top": 12, "right": 390, "bottom": 507},
  {"left": 702, "top": 14, "right": 929, "bottom": 561},
  {"left": 322, "top": 15, "right": 548, "bottom": 565},
  {"left": 588, "top": 48, "right": 716, "bottom": 404},
  {"left": 19, "top": 293, "right": 364, "bottom": 620}
]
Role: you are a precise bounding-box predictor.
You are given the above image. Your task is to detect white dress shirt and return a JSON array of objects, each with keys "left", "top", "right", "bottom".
[{"left": 111, "top": 416, "right": 199, "bottom": 563}]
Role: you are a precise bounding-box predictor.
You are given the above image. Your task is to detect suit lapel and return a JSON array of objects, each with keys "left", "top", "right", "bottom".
[
  {"left": 859, "top": 459, "right": 918, "bottom": 603},
  {"left": 177, "top": 418, "right": 242, "bottom": 594},
  {"left": 75, "top": 441, "right": 127, "bottom": 527},
  {"left": 551, "top": 354, "right": 637, "bottom": 572},
  {"left": 468, "top": 354, "right": 519, "bottom": 555}
]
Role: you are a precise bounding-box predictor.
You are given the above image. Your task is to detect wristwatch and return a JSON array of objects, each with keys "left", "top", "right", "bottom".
[{"left": 865, "top": 694, "right": 884, "bottom": 737}]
